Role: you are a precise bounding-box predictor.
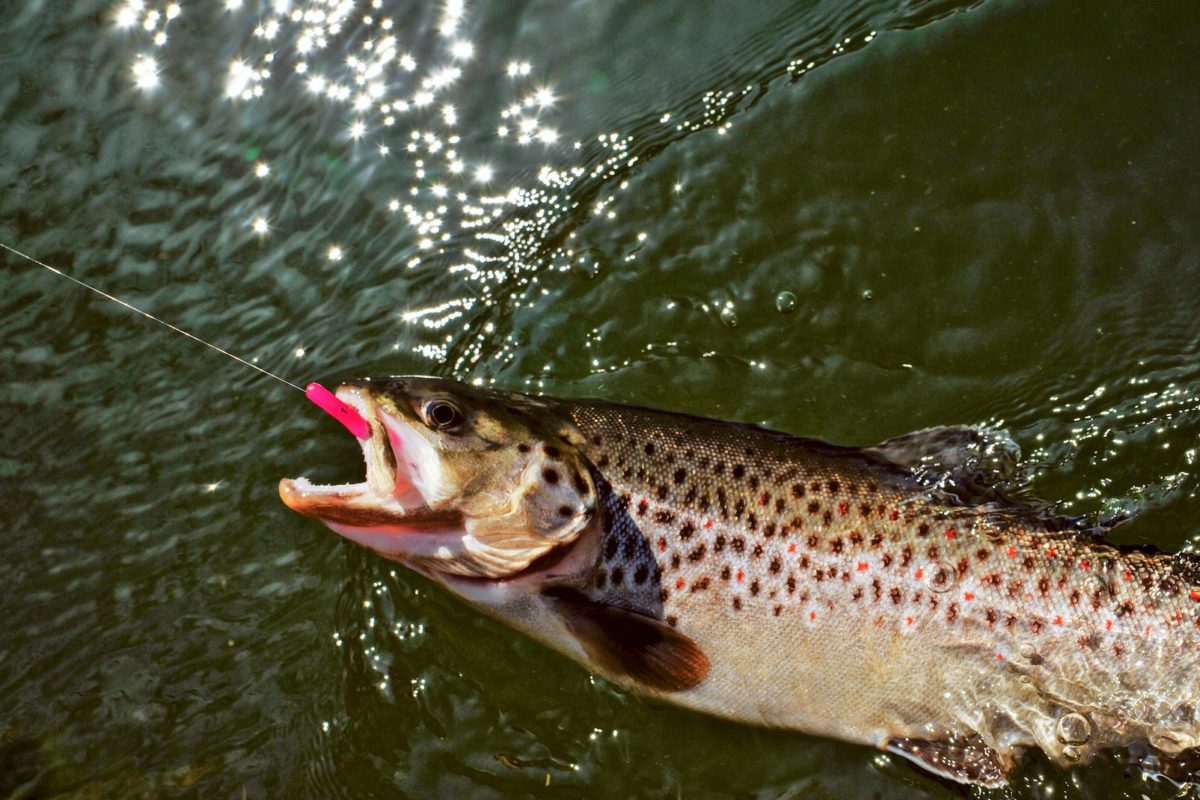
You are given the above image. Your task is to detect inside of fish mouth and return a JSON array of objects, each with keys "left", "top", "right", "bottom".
[{"left": 290, "top": 390, "right": 418, "bottom": 505}]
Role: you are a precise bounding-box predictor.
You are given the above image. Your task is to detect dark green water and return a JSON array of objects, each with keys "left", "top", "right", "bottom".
[{"left": 2, "top": 1, "right": 1198, "bottom": 797}]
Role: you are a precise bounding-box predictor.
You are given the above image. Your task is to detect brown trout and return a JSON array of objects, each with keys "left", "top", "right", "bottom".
[{"left": 279, "top": 377, "right": 1200, "bottom": 786}]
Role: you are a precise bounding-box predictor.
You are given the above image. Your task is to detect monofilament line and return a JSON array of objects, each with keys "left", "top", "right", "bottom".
[{"left": 1, "top": 241, "right": 305, "bottom": 393}]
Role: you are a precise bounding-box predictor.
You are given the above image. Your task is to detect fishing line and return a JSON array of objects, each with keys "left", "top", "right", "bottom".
[{"left": 2, "top": 241, "right": 370, "bottom": 438}]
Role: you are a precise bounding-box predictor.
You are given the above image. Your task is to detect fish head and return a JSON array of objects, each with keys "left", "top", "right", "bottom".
[{"left": 279, "top": 376, "right": 598, "bottom": 580}]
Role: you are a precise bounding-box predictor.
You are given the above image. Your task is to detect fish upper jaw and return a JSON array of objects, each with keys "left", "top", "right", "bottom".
[{"left": 279, "top": 385, "right": 466, "bottom": 557}]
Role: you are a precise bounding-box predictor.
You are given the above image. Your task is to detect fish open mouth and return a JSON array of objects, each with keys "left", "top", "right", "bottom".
[{"left": 278, "top": 385, "right": 464, "bottom": 540}]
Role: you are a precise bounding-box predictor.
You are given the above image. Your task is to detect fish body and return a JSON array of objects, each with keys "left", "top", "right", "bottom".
[{"left": 280, "top": 377, "right": 1200, "bottom": 786}]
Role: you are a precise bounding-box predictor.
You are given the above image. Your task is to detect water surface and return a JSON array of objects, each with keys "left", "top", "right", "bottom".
[{"left": 1, "top": 1, "right": 1198, "bottom": 797}]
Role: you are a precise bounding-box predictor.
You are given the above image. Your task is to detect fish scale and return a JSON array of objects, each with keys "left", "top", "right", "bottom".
[{"left": 566, "top": 399, "right": 1200, "bottom": 773}]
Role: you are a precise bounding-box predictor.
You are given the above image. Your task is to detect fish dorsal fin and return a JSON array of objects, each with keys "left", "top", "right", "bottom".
[
  {"left": 866, "top": 425, "right": 1020, "bottom": 479},
  {"left": 865, "top": 426, "right": 1025, "bottom": 508},
  {"left": 543, "top": 587, "right": 710, "bottom": 693},
  {"left": 887, "top": 734, "right": 1009, "bottom": 788}
]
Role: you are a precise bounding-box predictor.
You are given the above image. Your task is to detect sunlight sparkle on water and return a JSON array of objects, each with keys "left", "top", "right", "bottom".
[{"left": 131, "top": 53, "right": 159, "bottom": 91}]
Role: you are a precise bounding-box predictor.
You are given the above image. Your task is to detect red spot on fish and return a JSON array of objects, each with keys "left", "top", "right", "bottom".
[
  {"left": 945, "top": 528, "right": 957, "bottom": 540},
  {"left": 657, "top": 538, "right": 667, "bottom": 552},
  {"left": 1053, "top": 615, "right": 1063, "bottom": 625},
  {"left": 857, "top": 562, "right": 868, "bottom": 572},
  {"left": 1079, "top": 559, "right": 1091, "bottom": 570},
  {"left": 1144, "top": 625, "right": 1151, "bottom": 638},
  {"left": 995, "top": 653, "right": 1005, "bottom": 661},
  {"left": 1046, "top": 547, "right": 1057, "bottom": 559},
  {"left": 1006, "top": 546, "right": 1016, "bottom": 558},
  {"left": 1123, "top": 570, "right": 1133, "bottom": 581},
  {"left": 809, "top": 611, "right": 816, "bottom": 621},
  {"left": 963, "top": 592, "right": 975, "bottom": 601},
  {"left": 736, "top": 569, "right": 744, "bottom": 583},
  {"left": 759, "top": 493, "right": 769, "bottom": 506},
  {"left": 888, "top": 509, "right": 899, "bottom": 521},
  {"left": 1189, "top": 590, "right": 1200, "bottom": 601},
  {"left": 1105, "top": 619, "right": 1113, "bottom": 631},
  {"left": 906, "top": 616, "right": 913, "bottom": 625},
  {"left": 838, "top": 502, "right": 849, "bottom": 516},
  {"left": 914, "top": 568, "right": 924, "bottom": 580},
  {"left": 788, "top": 543, "right": 796, "bottom": 553},
  {"left": 675, "top": 577, "right": 685, "bottom": 589},
  {"left": 704, "top": 519, "right": 713, "bottom": 529}
]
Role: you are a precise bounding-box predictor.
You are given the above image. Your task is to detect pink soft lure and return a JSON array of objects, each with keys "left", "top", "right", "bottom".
[{"left": 305, "top": 382, "right": 370, "bottom": 439}]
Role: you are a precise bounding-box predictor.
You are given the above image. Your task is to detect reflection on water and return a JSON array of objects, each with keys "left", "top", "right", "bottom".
[{"left": 1, "top": 0, "right": 1199, "bottom": 798}]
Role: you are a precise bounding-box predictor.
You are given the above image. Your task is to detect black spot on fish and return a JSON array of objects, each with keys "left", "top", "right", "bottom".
[
  {"left": 769, "top": 557, "right": 782, "bottom": 574},
  {"left": 746, "top": 512, "right": 757, "bottom": 530},
  {"left": 622, "top": 538, "right": 636, "bottom": 560},
  {"left": 674, "top": 468, "right": 687, "bottom": 484},
  {"left": 787, "top": 575, "right": 796, "bottom": 593},
  {"left": 748, "top": 476, "right": 759, "bottom": 491},
  {"left": 684, "top": 486, "right": 697, "bottom": 505},
  {"left": 792, "top": 483, "right": 806, "bottom": 499},
  {"left": 752, "top": 544, "right": 764, "bottom": 558},
  {"left": 666, "top": 615, "right": 677, "bottom": 627},
  {"left": 831, "top": 538, "right": 843, "bottom": 554},
  {"left": 822, "top": 510, "right": 832, "bottom": 526},
  {"left": 763, "top": 522, "right": 776, "bottom": 538},
  {"left": 595, "top": 569, "right": 607, "bottom": 589},
  {"left": 721, "top": 565, "right": 732, "bottom": 581},
  {"left": 634, "top": 565, "right": 649, "bottom": 584},
  {"left": 544, "top": 444, "right": 561, "bottom": 459},
  {"left": 733, "top": 464, "right": 746, "bottom": 479},
  {"left": 775, "top": 498, "right": 786, "bottom": 514},
  {"left": 882, "top": 552, "right": 894, "bottom": 568},
  {"left": 644, "top": 442, "right": 655, "bottom": 456},
  {"left": 714, "top": 534, "right": 726, "bottom": 551},
  {"left": 679, "top": 522, "right": 695, "bottom": 540},
  {"left": 985, "top": 608, "right": 998, "bottom": 625},
  {"left": 946, "top": 602, "right": 959, "bottom": 623},
  {"left": 573, "top": 472, "right": 589, "bottom": 495},
  {"left": 750, "top": 580, "right": 760, "bottom": 596},
  {"left": 691, "top": 577, "right": 710, "bottom": 592},
  {"left": 1037, "top": 577, "right": 1050, "bottom": 596},
  {"left": 827, "top": 480, "right": 840, "bottom": 494},
  {"left": 659, "top": 588, "right": 670, "bottom": 602},
  {"left": 637, "top": 499, "right": 649, "bottom": 516},
  {"left": 732, "top": 538, "right": 745, "bottom": 553},
  {"left": 714, "top": 461, "right": 726, "bottom": 475},
  {"left": 671, "top": 553, "right": 681, "bottom": 569},
  {"left": 890, "top": 587, "right": 902, "bottom": 605},
  {"left": 656, "top": 485, "right": 668, "bottom": 502},
  {"left": 597, "top": 454, "right": 610, "bottom": 468},
  {"left": 558, "top": 505, "right": 572, "bottom": 516},
  {"left": 917, "top": 523, "right": 930, "bottom": 537},
  {"left": 543, "top": 468, "right": 560, "bottom": 484},
  {"left": 732, "top": 597, "right": 742, "bottom": 611},
  {"left": 688, "top": 544, "right": 706, "bottom": 562},
  {"left": 699, "top": 494, "right": 711, "bottom": 511},
  {"left": 604, "top": 538, "right": 619, "bottom": 560},
  {"left": 852, "top": 587, "right": 863, "bottom": 601},
  {"left": 860, "top": 503, "right": 872, "bottom": 517},
  {"left": 734, "top": 498, "right": 747, "bottom": 518},
  {"left": 518, "top": 443, "right": 531, "bottom": 453},
  {"left": 611, "top": 566, "right": 624, "bottom": 585},
  {"left": 591, "top": 435, "right": 602, "bottom": 446},
  {"left": 807, "top": 501, "right": 820, "bottom": 515},
  {"left": 773, "top": 605, "right": 782, "bottom": 617}
]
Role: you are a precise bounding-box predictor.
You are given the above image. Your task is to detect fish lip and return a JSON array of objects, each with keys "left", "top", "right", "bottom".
[{"left": 279, "top": 385, "right": 459, "bottom": 533}]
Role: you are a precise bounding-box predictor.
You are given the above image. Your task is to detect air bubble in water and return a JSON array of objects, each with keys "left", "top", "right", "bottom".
[
  {"left": 924, "top": 564, "right": 957, "bottom": 594},
  {"left": 775, "top": 291, "right": 797, "bottom": 313},
  {"left": 1055, "top": 712, "right": 1091, "bottom": 745},
  {"left": 719, "top": 307, "right": 738, "bottom": 328}
]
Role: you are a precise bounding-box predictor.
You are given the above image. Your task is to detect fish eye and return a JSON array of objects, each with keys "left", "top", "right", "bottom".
[{"left": 423, "top": 399, "right": 464, "bottom": 431}]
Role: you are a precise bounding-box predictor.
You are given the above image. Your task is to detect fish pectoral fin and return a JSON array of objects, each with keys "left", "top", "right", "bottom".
[
  {"left": 886, "top": 734, "right": 1008, "bottom": 788},
  {"left": 543, "top": 587, "right": 710, "bottom": 693}
]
